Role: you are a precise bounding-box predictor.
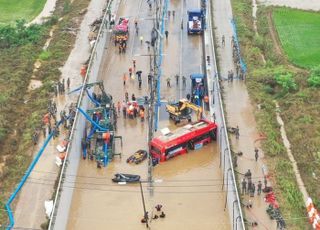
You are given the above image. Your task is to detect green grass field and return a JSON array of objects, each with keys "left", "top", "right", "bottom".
[
  {"left": 0, "top": 0, "right": 46, "bottom": 24},
  {"left": 273, "top": 8, "right": 320, "bottom": 69}
]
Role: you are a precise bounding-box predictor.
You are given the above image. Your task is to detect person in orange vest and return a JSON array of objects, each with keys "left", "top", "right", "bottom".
[
  {"left": 140, "top": 109, "right": 145, "bottom": 122},
  {"left": 123, "top": 73, "right": 128, "bottom": 86},
  {"left": 117, "top": 101, "right": 121, "bottom": 115},
  {"left": 80, "top": 65, "right": 87, "bottom": 78},
  {"left": 204, "top": 95, "right": 209, "bottom": 110}
]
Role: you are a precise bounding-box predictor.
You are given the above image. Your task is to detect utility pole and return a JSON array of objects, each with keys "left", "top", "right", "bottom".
[{"left": 139, "top": 181, "right": 149, "bottom": 228}]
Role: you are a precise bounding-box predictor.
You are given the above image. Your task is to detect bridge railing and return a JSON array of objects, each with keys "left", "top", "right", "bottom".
[{"left": 203, "top": 0, "right": 245, "bottom": 229}]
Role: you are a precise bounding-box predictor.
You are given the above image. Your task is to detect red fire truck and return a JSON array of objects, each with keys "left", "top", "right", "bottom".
[{"left": 150, "top": 119, "right": 217, "bottom": 162}]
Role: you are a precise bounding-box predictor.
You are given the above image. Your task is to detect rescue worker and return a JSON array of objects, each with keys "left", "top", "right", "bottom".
[
  {"left": 257, "top": 181, "right": 262, "bottom": 195},
  {"left": 175, "top": 74, "right": 179, "bottom": 85},
  {"left": 123, "top": 73, "right": 128, "bottom": 86},
  {"left": 133, "top": 59, "right": 136, "bottom": 69},
  {"left": 222, "top": 35, "right": 225, "bottom": 47},
  {"left": 148, "top": 73, "right": 152, "bottom": 85},
  {"left": 235, "top": 125, "right": 240, "bottom": 139},
  {"left": 138, "top": 79, "right": 142, "bottom": 89},
  {"left": 140, "top": 109, "right": 145, "bottom": 122},
  {"left": 264, "top": 176, "right": 268, "bottom": 188},
  {"left": 245, "top": 169, "right": 252, "bottom": 180},
  {"left": 182, "top": 75, "right": 186, "bottom": 88},
  {"left": 254, "top": 147, "right": 259, "bottom": 161},
  {"left": 165, "top": 30, "right": 169, "bottom": 40},
  {"left": 204, "top": 95, "right": 209, "bottom": 110},
  {"left": 251, "top": 183, "right": 256, "bottom": 197},
  {"left": 117, "top": 101, "right": 121, "bottom": 115},
  {"left": 166, "top": 77, "right": 171, "bottom": 88},
  {"left": 67, "top": 77, "right": 70, "bottom": 89},
  {"left": 241, "top": 178, "right": 247, "bottom": 195},
  {"left": 247, "top": 179, "right": 252, "bottom": 195},
  {"left": 42, "top": 126, "right": 46, "bottom": 138}
]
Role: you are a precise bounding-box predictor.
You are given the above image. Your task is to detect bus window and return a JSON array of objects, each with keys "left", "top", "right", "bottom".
[
  {"left": 151, "top": 145, "right": 161, "bottom": 156},
  {"left": 165, "top": 144, "right": 187, "bottom": 159}
]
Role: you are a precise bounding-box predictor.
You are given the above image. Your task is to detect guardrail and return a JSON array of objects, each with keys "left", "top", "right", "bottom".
[
  {"left": 203, "top": 1, "right": 245, "bottom": 229},
  {"left": 47, "top": 0, "right": 118, "bottom": 228}
]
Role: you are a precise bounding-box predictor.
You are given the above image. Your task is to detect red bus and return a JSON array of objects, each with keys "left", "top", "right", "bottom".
[{"left": 150, "top": 119, "right": 217, "bottom": 162}]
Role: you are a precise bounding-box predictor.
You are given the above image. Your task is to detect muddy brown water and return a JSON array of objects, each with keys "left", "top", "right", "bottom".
[{"left": 67, "top": 0, "right": 229, "bottom": 229}]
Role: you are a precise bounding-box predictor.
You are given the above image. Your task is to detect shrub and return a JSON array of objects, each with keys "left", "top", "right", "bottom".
[
  {"left": 307, "top": 65, "right": 320, "bottom": 87},
  {"left": 275, "top": 73, "right": 297, "bottom": 92}
]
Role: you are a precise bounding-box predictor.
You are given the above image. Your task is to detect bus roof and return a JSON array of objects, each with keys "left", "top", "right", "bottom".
[{"left": 151, "top": 119, "right": 217, "bottom": 149}]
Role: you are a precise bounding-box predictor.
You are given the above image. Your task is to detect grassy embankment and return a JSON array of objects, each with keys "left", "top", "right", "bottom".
[
  {"left": 0, "top": 0, "right": 46, "bottom": 24},
  {"left": 0, "top": 0, "right": 91, "bottom": 225},
  {"left": 230, "top": 0, "right": 320, "bottom": 228}
]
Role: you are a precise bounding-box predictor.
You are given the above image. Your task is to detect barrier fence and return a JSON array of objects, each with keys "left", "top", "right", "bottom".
[{"left": 203, "top": 0, "right": 245, "bottom": 229}]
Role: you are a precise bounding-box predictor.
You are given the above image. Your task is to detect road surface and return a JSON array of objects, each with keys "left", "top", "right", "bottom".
[{"left": 66, "top": 0, "right": 230, "bottom": 229}]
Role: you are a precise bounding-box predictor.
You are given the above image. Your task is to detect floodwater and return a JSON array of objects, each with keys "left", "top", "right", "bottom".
[
  {"left": 12, "top": 0, "right": 107, "bottom": 228},
  {"left": 67, "top": 0, "right": 230, "bottom": 229},
  {"left": 213, "top": 0, "right": 277, "bottom": 227},
  {"left": 258, "top": 0, "right": 320, "bottom": 11}
]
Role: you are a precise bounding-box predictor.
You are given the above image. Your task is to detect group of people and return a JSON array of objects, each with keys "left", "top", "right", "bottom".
[
  {"left": 119, "top": 99, "right": 145, "bottom": 121},
  {"left": 241, "top": 169, "right": 267, "bottom": 197},
  {"left": 117, "top": 38, "right": 127, "bottom": 54},
  {"left": 54, "top": 78, "right": 70, "bottom": 97},
  {"left": 166, "top": 74, "right": 187, "bottom": 88},
  {"left": 227, "top": 70, "right": 234, "bottom": 82},
  {"left": 141, "top": 204, "right": 166, "bottom": 224}
]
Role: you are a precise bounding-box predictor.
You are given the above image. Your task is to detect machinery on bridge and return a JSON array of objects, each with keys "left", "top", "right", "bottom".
[
  {"left": 187, "top": 9, "right": 205, "bottom": 34},
  {"left": 113, "top": 17, "right": 129, "bottom": 44},
  {"left": 166, "top": 99, "right": 203, "bottom": 124},
  {"left": 79, "top": 81, "right": 122, "bottom": 168},
  {"left": 190, "top": 73, "right": 206, "bottom": 106}
]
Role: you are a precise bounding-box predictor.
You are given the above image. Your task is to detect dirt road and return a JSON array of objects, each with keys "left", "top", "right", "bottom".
[
  {"left": 12, "top": 0, "right": 107, "bottom": 228},
  {"left": 212, "top": 0, "right": 277, "bottom": 228},
  {"left": 66, "top": 0, "right": 230, "bottom": 229}
]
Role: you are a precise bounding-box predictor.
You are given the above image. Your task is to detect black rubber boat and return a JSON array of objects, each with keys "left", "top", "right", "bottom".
[{"left": 112, "top": 173, "right": 141, "bottom": 183}]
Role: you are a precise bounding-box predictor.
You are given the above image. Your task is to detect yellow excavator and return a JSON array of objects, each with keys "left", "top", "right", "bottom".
[{"left": 166, "top": 99, "right": 203, "bottom": 124}]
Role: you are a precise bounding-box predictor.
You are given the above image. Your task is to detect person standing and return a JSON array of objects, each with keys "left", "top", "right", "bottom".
[
  {"left": 138, "top": 79, "right": 142, "bottom": 89},
  {"left": 165, "top": 30, "right": 169, "bottom": 40},
  {"left": 122, "top": 101, "right": 127, "bottom": 118},
  {"left": 125, "top": 91, "right": 129, "bottom": 102},
  {"left": 175, "top": 74, "right": 179, "bottom": 85},
  {"left": 67, "top": 78, "right": 70, "bottom": 89},
  {"left": 241, "top": 178, "right": 247, "bottom": 195},
  {"left": 140, "top": 36, "right": 144, "bottom": 45},
  {"left": 123, "top": 73, "right": 128, "bottom": 86},
  {"left": 251, "top": 183, "right": 256, "bottom": 197},
  {"left": 148, "top": 73, "right": 152, "bottom": 85},
  {"left": 182, "top": 75, "right": 186, "bottom": 88},
  {"left": 264, "top": 176, "right": 268, "bottom": 188},
  {"left": 247, "top": 179, "right": 252, "bottom": 195},
  {"left": 133, "top": 59, "right": 136, "bottom": 69},
  {"left": 254, "top": 147, "right": 259, "bottom": 161},
  {"left": 235, "top": 125, "right": 240, "bottom": 139},
  {"left": 129, "top": 67, "right": 133, "bottom": 78},
  {"left": 222, "top": 35, "right": 225, "bottom": 47},
  {"left": 166, "top": 77, "right": 171, "bottom": 88},
  {"left": 117, "top": 101, "right": 121, "bottom": 115},
  {"left": 257, "top": 181, "right": 262, "bottom": 195}
]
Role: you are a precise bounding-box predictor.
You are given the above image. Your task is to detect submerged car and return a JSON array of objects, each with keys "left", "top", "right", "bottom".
[
  {"left": 126, "top": 150, "right": 148, "bottom": 164},
  {"left": 112, "top": 173, "right": 140, "bottom": 183}
]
